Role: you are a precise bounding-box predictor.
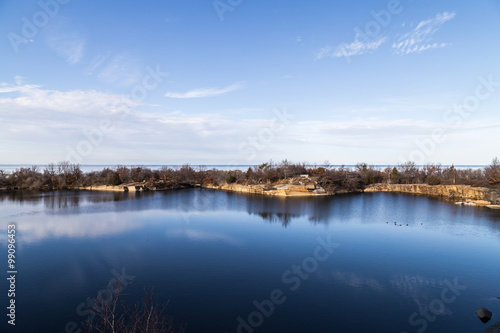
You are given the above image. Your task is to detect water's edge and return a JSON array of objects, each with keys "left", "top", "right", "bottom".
[{"left": 75, "top": 182, "right": 500, "bottom": 209}]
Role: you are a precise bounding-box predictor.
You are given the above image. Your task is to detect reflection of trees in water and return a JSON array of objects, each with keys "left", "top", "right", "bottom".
[
  {"left": 167, "top": 190, "right": 335, "bottom": 226},
  {"left": 254, "top": 212, "right": 298, "bottom": 227},
  {"left": 0, "top": 191, "right": 45, "bottom": 204},
  {"left": 244, "top": 194, "right": 338, "bottom": 226},
  {"left": 307, "top": 215, "right": 329, "bottom": 224},
  {"left": 8, "top": 189, "right": 491, "bottom": 230},
  {"left": 43, "top": 194, "right": 80, "bottom": 210},
  {"left": 0, "top": 191, "right": 138, "bottom": 210},
  {"left": 0, "top": 189, "right": 339, "bottom": 225},
  {"left": 42, "top": 192, "right": 137, "bottom": 210}
]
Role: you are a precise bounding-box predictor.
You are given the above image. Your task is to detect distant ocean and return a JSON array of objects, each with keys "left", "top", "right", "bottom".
[
  {"left": 0, "top": 164, "right": 488, "bottom": 173},
  {"left": 0, "top": 164, "right": 253, "bottom": 173}
]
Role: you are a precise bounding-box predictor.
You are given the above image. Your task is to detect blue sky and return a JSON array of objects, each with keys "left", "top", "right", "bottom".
[{"left": 0, "top": 0, "right": 499, "bottom": 165}]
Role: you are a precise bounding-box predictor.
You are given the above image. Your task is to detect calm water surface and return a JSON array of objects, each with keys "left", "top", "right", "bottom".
[{"left": 1, "top": 189, "right": 500, "bottom": 333}]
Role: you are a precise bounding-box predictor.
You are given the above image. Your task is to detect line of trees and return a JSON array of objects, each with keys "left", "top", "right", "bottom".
[
  {"left": 224, "top": 158, "right": 500, "bottom": 192},
  {"left": 0, "top": 163, "right": 228, "bottom": 191},
  {"left": 0, "top": 162, "right": 83, "bottom": 191},
  {"left": 379, "top": 158, "right": 500, "bottom": 188},
  {"left": 0, "top": 158, "right": 498, "bottom": 192}
]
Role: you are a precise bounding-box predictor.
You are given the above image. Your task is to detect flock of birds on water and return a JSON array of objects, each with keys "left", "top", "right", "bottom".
[{"left": 387, "top": 221, "right": 423, "bottom": 226}]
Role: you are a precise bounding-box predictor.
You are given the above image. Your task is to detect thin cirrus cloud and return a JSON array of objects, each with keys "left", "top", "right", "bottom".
[
  {"left": 165, "top": 81, "right": 245, "bottom": 99},
  {"left": 334, "top": 36, "right": 386, "bottom": 58},
  {"left": 316, "top": 35, "right": 386, "bottom": 60},
  {"left": 316, "top": 11, "right": 455, "bottom": 60},
  {"left": 46, "top": 34, "right": 85, "bottom": 65},
  {"left": 97, "top": 54, "right": 143, "bottom": 87},
  {"left": 392, "top": 11, "right": 456, "bottom": 55},
  {"left": 43, "top": 17, "right": 86, "bottom": 65}
]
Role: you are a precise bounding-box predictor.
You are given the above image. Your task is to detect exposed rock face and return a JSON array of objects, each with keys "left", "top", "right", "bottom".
[
  {"left": 476, "top": 307, "right": 493, "bottom": 323},
  {"left": 365, "top": 184, "right": 500, "bottom": 205},
  {"left": 80, "top": 183, "right": 150, "bottom": 192},
  {"left": 80, "top": 181, "right": 500, "bottom": 205},
  {"left": 204, "top": 183, "right": 328, "bottom": 197}
]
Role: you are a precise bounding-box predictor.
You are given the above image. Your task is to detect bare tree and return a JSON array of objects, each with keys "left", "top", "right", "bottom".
[
  {"left": 84, "top": 281, "right": 183, "bottom": 333},
  {"left": 398, "top": 161, "right": 418, "bottom": 184},
  {"left": 486, "top": 157, "right": 500, "bottom": 186}
]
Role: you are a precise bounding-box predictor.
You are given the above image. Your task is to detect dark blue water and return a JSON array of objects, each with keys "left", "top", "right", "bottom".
[{"left": 1, "top": 189, "right": 499, "bottom": 333}]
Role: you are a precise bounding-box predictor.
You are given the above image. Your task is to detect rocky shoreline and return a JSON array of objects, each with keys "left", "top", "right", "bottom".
[
  {"left": 364, "top": 184, "right": 500, "bottom": 208},
  {"left": 79, "top": 181, "right": 197, "bottom": 192},
  {"left": 202, "top": 183, "right": 330, "bottom": 197},
  {"left": 78, "top": 181, "right": 500, "bottom": 209}
]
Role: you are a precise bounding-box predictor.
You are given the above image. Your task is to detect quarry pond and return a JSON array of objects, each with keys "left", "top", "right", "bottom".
[{"left": 1, "top": 189, "right": 500, "bottom": 333}]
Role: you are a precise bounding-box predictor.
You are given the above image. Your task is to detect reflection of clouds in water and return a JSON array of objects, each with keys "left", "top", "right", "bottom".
[
  {"left": 390, "top": 274, "right": 444, "bottom": 291},
  {"left": 2, "top": 189, "right": 500, "bottom": 246},
  {"left": 331, "top": 271, "right": 385, "bottom": 290},
  {"left": 0, "top": 213, "right": 142, "bottom": 244},
  {"left": 166, "top": 228, "right": 243, "bottom": 247},
  {"left": 390, "top": 274, "right": 452, "bottom": 315},
  {"left": 324, "top": 270, "right": 454, "bottom": 316}
]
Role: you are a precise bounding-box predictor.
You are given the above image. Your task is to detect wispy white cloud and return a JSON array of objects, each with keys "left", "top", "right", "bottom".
[
  {"left": 97, "top": 54, "right": 143, "bottom": 86},
  {"left": 392, "top": 11, "right": 456, "bottom": 55},
  {"left": 1, "top": 79, "right": 498, "bottom": 164},
  {"left": 0, "top": 82, "right": 135, "bottom": 163},
  {"left": 165, "top": 81, "right": 245, "bottom": 99},
  {"left": 14, "top": 75, "right": 24, "bottom": 85},
  {"left": 47, "top": 35, "right": 85, "bottom": 64},
  {"left": 316, "top": 11, "right": 455, "bottom": 60},
  {"left": 87, "top": 52, "right": 111, "bottom": 76},
  {"left": 335, "top": 36, "right": 386, "bottom": 58},
  {"left": 316, "top": 34, "right": 386, "bottom": 60},
  {"left": 0, "top": 85, "right": 21, "bottom": 93},
  {"left": 67, "top": 41, "right": 85, "bottom": 64},
  {"left": 44, "top": 18, "right": 86, "bottom": 65},
  {"left": 315, "top": 46, "right": 333, "bottom": 60}
]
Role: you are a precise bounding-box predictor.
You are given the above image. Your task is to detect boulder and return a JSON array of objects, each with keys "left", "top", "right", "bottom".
[
  {"left": 476, "top": 307, "right": 493, "bottom": 323},
  {"left": 483, "top": 321, "right": 500, "bottom": 333}
]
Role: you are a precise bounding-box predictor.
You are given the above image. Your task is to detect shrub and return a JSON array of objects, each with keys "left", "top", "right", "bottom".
[
  {"left": 111, "top": 172, "right": 122, "bottom": 185},
  {"left": 390, "top": 167, "right": 400, "bottom": 184},
  {"left": 226, "top": 173, "right": 237, "bottom": 184},
  {"left": 426, "top": 174, "right": 441, "bottom": 185}
]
